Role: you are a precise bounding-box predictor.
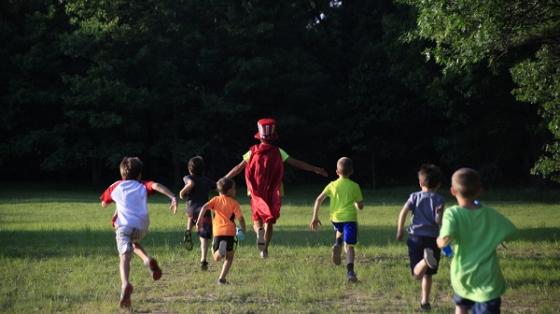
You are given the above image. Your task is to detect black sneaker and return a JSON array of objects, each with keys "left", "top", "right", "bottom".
[
  {"left": 217, "top": 278, "right": 227, "bottom": 285},
  {"left": 347, "top": 271, "right": 358, "bottom": 283},
  {"left": 200, "top": 261, "right": 208, "bottom": 271},
  {"left": 420, "top": 303, "right": 431, "bottom": 311},
  {"left": 183, "top": 229, "right": 193, "bottom": 250}
]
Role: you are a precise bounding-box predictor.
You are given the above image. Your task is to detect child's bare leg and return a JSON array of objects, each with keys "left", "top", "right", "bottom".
[
  {"left": 455, "top": 305, "right": 468, "bottom": 314},
  {"left": 132, "top": 242, "right": 150, "bottom": 264},
  {"left": 345, "top": 244, "right": 355, "bottom": 265},
  {"left": 253, "top": 219, "right": 263, "bottom": 233},
  {"left": 264, "top": 223, "right": 274, "bottom": 250},
  {"left": 200, "top": 237, "right": 209, "bottom": 262},
  {"left": 213, "top": 249, "right": 223, "bottom": 262},
  {"left": 421, "top": 274, "right": 432, "bottom": 305},
  {"left": 119, "top": 253, "right": 132, "bottom": 288},
  {"left": 218, "top": 251, "right": 235, "bottom": 282},
  {"left": 413, "top": 259, "right": 429, "bottom": 280},
  {"left": 186, "top": 215, "right": 193, "bottom": 230}
]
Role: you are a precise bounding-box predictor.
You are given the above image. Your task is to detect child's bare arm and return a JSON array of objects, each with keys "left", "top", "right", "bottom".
[
  {"left": 238, "top": 216, "right": 247, "bottom": 233},
  {"left": 197, "top": 203, "right": 210, "bottom": 231},
  {"left": 101, "top": 201, "right": 109, "bottom": 208},
  {"left": 396, "top": 205, "right": 410, "bottom": 241},
  {"left": 310, "top": 192, "right": 327, "bottom": 230},
  {"left": 355, "top": 201, "right": 364, "bottom": 210},
  {"left": 437, "top": 236, "right": 451, "bottom": 248},
  {"left": 225, "top": 160, "right": 247, "bottom": 179},
  {"left": 286, "top": 157, "right": 328, "bottom": 177},
  {"left": 151, "top": 182, "right": 177, "bottom": 214},
  {"left": 435, "top": 203, "right": 444, "bottom": 225},
  {"left": 179, "top": 178, "right": 194, "bottom": 200}
]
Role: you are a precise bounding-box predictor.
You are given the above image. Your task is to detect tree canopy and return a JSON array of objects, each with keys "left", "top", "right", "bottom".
[{"left": 0, "top": 0, "right": 553, "bottom": 187}]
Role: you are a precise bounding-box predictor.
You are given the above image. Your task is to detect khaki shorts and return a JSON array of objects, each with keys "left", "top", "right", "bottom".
[{"left": 115, "top": 226, "right": 147, "bottom": 255}]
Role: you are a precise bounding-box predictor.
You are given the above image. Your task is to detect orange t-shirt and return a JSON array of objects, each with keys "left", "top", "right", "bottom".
[{"left": 207, "top": 195, "right": 243, "bottom": 236}]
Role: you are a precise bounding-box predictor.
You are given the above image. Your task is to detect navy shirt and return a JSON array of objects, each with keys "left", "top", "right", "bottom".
[
  {"left": 183, "top": 175, "right": 216, "bottom": 213},
  {"left": 405, "top": 191, "right": 445, "bottom": 237}
]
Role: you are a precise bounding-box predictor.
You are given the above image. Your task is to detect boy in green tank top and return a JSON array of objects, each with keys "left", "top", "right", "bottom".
[{"left": 438, "top": 168, "right": 516, "bottom": 314}]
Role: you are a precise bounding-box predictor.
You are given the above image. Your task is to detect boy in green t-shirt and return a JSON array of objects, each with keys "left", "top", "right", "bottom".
[
  {"left": 438, "top": 168, "right": 516, "bottom": 314},
  {"left": 310, "top": 157, "right": 364, "bottom": 282}
]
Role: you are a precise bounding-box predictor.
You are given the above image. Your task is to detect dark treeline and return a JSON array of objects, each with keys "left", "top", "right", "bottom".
[{"left": 0, "top": 0, "right": 553, "bottom": 188}]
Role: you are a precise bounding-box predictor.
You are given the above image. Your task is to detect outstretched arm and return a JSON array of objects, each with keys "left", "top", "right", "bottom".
[
  {"left": 225, "top": 160, "right": 247, "bottom": 179},
  {"left": 310, "top": 192, "right": 328, "bottom": 230},
  {"left": 152, "top": 182, "right": 177, "bottom": 214},
  {"left": 197, "top": 203, "right": 210, "bottom": 231},
  {"left": 285, "top": 157, "right": 328, "bottom": 177},
  {"left": 179, "top": 178, "right": 194, "bottom": 200},
  {"left": 437, "top": 236, "right": 451, "bottom": 248},
  {"left": 396, "top": 205, "right": 410, "bottom": 241}
]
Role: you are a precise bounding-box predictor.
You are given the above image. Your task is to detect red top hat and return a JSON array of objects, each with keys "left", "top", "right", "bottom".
[{"left": 254, "top": 118, "right": 279, "bottom": 140}]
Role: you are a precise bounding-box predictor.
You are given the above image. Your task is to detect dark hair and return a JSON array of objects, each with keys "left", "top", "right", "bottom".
[
  {"left": 188, "top": 156, "right": 205, "bottom": 176},
  {"left": 418, "top": 164, "right": 442, "bottom": 189},
  {"left": 119, "top": 157, "right": 143, "bottom": 180},
  {"left": 337, "top": 157, "right": 353, "bottom": 177},
  {"left": 217, "top": 177, "right": 235, "bottom": 194},
  {"left": 452, "top": 168, "right": 481, "bottom": 199}
]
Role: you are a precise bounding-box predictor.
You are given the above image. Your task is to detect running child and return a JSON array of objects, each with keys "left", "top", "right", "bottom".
[
  {"left": 100, "top": 157, "right": 177, "bottom": 308},
  {"left": 197, "top": 178, "right": 246, "bottom": 284},
  {"left": 225, "top": 118, "right": 327, "bottom": 258},
  {"left": 179, "top": 156, "right": 216, "bottom": 270},
  {"left": 438, "top": 168, "right": 516, "bottom": 314},
  {"left": 396, "top": 164, "right": 445, "bottom": 311},
  {"left": 310, "top": 157, "right": 364, "bottom": 282}
]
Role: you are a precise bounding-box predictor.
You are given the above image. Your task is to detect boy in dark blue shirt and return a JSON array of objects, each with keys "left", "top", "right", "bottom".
[{"left": 396, "top": 164, "right": 445, "bottom": 311}]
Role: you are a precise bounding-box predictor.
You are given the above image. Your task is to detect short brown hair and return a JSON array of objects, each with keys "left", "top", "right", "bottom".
[
  {"left": 217, "top": 177, "right": 235, "bottom": 194},
  {"left": 119, "top": 157, "right": 143, "bottom": 180},
  {"left": 188, "top": 156, "right": 205, "bottom": 176},
  {"left": 337, "top": 157, "right": 353, "bottom": 177},
  {"left": 418, "top": 164, "right": 442, "bottom": 189},
  {"left": 452, "top": 168, "right": 482, "bottom": 199}
]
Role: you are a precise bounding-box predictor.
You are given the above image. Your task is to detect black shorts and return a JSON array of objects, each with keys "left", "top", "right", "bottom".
[
  {"left": 407, "top": 235, "right": 441, "bottom": 275},
  {"left": 191, "top": 210, "right": 212, "bottom": 239},
  {"left": 213, "top": 236, "right": 235, "bottom": 252}
]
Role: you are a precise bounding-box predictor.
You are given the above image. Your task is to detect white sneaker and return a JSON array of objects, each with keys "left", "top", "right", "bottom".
[
  {"left": 218, "top": 240, "right": 227, "bottom": 258},
  {"left": 256, "top": 228, "right": 266, "bottom": 251},
  {"left": 424, "top": 248, "right": 438, "bottom": 269}
]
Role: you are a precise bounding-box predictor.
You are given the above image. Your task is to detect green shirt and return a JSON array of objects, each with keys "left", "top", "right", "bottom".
[
  {"left": 243, "top": 148, "right": 290, "bottom": 162},
  {"left": 439, "top": 205, "right": 516, "bottom": 302},
  {"left": 323, "top": 177, "right": 363, "bottom": 222}
]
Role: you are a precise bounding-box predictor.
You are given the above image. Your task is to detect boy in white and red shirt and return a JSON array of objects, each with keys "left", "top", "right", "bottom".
[{"left": 100, "top": 157, "right": 177, "bottom": 309}]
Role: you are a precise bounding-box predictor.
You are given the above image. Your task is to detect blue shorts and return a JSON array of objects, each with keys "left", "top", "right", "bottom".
[
  {"left": 453, "top": 295, "right": 501, "bottom": 314},
  {"left": 332, "top": 222, "right": 358, "bottom": 245},
  {"left": 407, "top": 235, "right": 441, "bottom": 275}
]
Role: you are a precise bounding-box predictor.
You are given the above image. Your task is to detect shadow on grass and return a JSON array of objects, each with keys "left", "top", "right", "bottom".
[{"left": 1, "top": 226, "right": 557, "bottom": 259}]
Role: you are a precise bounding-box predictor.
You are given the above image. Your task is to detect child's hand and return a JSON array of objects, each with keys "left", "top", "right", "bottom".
[
  {"left": 314, "top": 167, "right": 328, "bottom": 177},
  {"left": 170, "top": 197, "right": 177, "bottom": 214},
  {"left": 309, "top": 218, "right": 322, "bottom": 231},
  {"left": 396, "top": 229, "right": 404, "bottom": 241}
]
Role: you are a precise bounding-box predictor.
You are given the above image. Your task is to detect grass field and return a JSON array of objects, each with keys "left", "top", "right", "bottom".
[{"left": 1, "top": 184, "right": 559, "bottom": 313}]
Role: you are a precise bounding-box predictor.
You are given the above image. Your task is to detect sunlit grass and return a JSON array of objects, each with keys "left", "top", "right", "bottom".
[{"left": 1, "top": 185, "right": 559, "bottom": 313}]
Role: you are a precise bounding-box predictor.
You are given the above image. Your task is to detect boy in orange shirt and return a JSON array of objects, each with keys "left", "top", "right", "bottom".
[{"left": 197, "top": 178, "right": 246, "bottom": 284}]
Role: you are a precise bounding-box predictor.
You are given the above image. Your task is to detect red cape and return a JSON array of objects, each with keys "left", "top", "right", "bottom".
[{"left": 244, "top": 143, "right": 284, "bottom": 224}]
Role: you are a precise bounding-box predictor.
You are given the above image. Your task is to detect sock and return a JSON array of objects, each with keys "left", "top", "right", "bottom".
[
  {"left": 335, "top": 237, "right": 343, "bottom": 246},
  {"left": 346, "top": 263, "right": 354, "bottom": 273}
]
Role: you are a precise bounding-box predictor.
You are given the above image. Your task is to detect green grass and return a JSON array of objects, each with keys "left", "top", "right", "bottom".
[{"left": 1, "top": 184, "right": 559, "bottom": 313}]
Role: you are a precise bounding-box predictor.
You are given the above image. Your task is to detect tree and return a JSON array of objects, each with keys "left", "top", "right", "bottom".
[{"left": 400, "top": 0, "right": 560, "bottom": 182}]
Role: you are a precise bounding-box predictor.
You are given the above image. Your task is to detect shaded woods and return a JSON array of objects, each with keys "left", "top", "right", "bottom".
[{"left": 1, "top": 0, "right": 557, "bottom": 187}]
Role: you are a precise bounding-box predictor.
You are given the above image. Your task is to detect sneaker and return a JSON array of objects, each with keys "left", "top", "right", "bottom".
[
  {"left": 183, "top": 229, "right": 193, "bottom": 250},
  {"left": 218, "top": 240, "right": 227, "bottom": 258},
  {"left": 420, "top": 303, "right": 431, "bottom": 311},
  {"left": 424, "top": 248, "right": 438, "bottom": 269},
  {"left": 119, "top": 283, "right": 133, "bottom": 308},
  {"left": 347, "top": 271, "right": 358, "bottom": 283},
  {"left": 217, "top": 278, "right": 227, "bottom": 285},
  {"left": 256, "top": 228, "right": 266, "bottom": 251},
  {"left": 147, "top": 258, "right": 162, "bottom": 280},
  {"left": 259, "top": 249, "right": 268, "bottom": 259},
  {"left": 200, "top": 261, "right": 208, "bottom": 271},
  {"left": 331, "top": 244, "right": 342, "bottom": 265}
]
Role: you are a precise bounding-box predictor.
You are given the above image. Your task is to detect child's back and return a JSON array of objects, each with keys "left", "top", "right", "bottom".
[
  {"left": 405, "top": 191, "right": 444, "bottom": 237},
  {"left": 183, "top": 174, "right": 214, "bottom": 210}
]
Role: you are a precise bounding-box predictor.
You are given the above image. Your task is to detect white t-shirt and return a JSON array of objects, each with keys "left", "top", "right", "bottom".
[{"left": 100, "top": 180, "right": 155, "bottom": 230}]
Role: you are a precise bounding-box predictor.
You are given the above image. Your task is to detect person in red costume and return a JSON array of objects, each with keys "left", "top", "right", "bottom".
[{"left": 225, "top": 118, "right": 328, "bottom": 258}]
